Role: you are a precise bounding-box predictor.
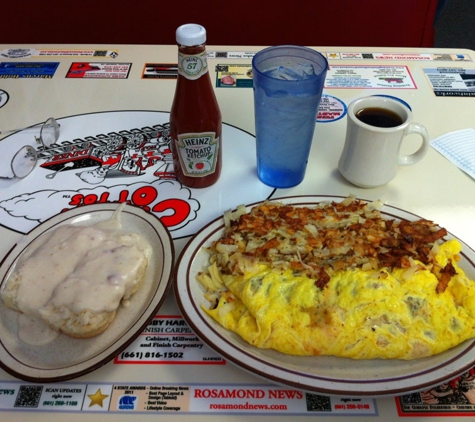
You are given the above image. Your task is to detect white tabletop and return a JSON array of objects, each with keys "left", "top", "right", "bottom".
[{"left": 0, "top": 44, "right": 474, "bottom": 421}]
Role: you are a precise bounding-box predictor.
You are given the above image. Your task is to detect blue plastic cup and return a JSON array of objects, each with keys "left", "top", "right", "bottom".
[{"left": 252, "top": 45, "right": 328, "bottom": 188}]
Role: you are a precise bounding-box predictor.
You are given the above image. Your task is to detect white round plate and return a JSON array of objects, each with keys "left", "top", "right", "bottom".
[
  {"left": 0, "top": 203, "right": 174, "bottom": 382},
  {"left": 175, "top": 195, "right": 475, "bottom": 397}
]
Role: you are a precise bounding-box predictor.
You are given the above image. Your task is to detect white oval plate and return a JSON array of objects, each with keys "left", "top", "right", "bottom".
[
  {"left": 0, "top": 203, "right": 174, "bottom": 382},
  {"left": 175, "top": 195, "right": 475, "bottom": 397}
]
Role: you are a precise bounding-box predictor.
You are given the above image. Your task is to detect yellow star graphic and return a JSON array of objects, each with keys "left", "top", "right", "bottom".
[{"left": 88, "top": 388, "right": 109, "bottom": 407}]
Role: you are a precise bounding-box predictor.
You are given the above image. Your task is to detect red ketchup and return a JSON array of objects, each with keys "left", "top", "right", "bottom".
[{"left": 169, "top": 24, "right": 222, "bottom": 188}]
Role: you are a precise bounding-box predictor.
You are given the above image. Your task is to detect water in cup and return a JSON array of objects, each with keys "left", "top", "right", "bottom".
[
  {"left": 252, "top": 46, "right": 328, "bottom": 189},
  {"left": 255, "top": 66, "right": 321, "bottom": 187},
  {"left": 264, "top": 62, "right": 316, "bottom": 80}
]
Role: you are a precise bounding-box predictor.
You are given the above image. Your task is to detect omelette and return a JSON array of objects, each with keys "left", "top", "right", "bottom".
[{"left": 197, "top": 197, "right": 475, "bottom": 360}]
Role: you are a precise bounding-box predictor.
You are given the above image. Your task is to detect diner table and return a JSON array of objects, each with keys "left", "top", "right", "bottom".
[{"left": 0, "top": 43, "right": 475, "bottom": 421}]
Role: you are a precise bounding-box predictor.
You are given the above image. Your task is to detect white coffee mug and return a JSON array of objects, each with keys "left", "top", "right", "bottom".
[{"left": 338, "top": 96, "right": 429, "bottom": 188}]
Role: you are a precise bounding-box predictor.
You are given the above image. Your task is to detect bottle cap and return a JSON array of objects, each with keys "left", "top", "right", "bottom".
[{"left": 176, "top": 24, "right": 206, "bottom": 46}]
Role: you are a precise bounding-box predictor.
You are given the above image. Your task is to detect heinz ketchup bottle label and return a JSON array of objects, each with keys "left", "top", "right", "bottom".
[
  {"left": 178, "top": 51, "right": 208, "bottom": 80},
  {"left": 170, "top": 24, "right": 222, "bottom": 187},
  {"left": 176, "top": 132, "right": 219, "bottom": 176}
]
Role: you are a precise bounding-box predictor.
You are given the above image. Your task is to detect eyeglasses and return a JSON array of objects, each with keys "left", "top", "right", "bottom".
[{"left": 0, "top": 118, "right": 60, "bottom": 179}]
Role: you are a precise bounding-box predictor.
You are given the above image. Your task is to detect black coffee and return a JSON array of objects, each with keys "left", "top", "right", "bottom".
[{"left": 355, "top": 107, "right": 403, "bottom": 128}]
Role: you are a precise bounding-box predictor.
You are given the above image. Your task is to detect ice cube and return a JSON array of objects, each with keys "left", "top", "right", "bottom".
[{"left": 264, "top": 63, "right": 316, "bottom": 80}]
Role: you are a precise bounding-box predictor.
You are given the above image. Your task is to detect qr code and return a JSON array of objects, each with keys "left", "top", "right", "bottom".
[
  {"left": 305, "top": 393, "right": 332, "bottom": 412},
  {"left": 93, "top": 50, "right": 108, "bottom": 57},
  {"left": 400, "top": 392, "right": 422, "bottom": 404},
  {"left": 14, "top": 385, "right": 43, "bottom": 408}
]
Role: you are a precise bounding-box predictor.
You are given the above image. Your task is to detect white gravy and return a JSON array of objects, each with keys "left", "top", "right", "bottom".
[{"left": 5, "top": 208, "right": 152, "bottom": 346}]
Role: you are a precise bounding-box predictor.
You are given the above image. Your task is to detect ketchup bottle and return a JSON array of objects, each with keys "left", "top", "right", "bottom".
[{"left": 169, "top": 24, "right": 222, "bottom": 188}]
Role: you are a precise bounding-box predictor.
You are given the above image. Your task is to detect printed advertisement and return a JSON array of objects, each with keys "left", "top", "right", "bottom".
[
  {"left": 0, "top": 48, "right": 118, "bottom": 59},
  {"left": 397, "top": 368, "right": 475, "bottom": 417},
  {"left": 207, "top": 51, "right": 256, "bottom": 59},
  {"left": 424, "top": 67, "right": 475, "bottom": 96},
  {"left": 142, "top": 63, "right": 178, "bottom": 79},
  {"left": 114, "top": 315, "right": 225, "bottom": 365},
  {"left": 215, "top": 64, "right": 253, "bottom": 87},
  {"left": 66, "top": 62, "right": 131, "bottom": 79},
  {"left": 207, "top": 51, "right": 472, "bottom": 62},
  {"left": 326, "top": 52, "right": 472, "bottom": 62},
  {"left": 316, "top": 94, "right": 347, "bottom": 122},
  {"left": 0, "top": 382, "right": 377, "bottom": 416},
  {"left": 0, "top": 62, "right": 59, "bottom": 79},
  {"left": 325, "top": 65, "right": 416, "bottom": 89}
]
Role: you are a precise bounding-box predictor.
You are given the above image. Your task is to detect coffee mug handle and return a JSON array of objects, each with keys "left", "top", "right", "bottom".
[{"left": 398, "top": 122, "right": 430, "bottom": 166}]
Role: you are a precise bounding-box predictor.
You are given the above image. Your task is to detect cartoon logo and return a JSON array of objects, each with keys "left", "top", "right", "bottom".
[
  {"left": 0, "top": 111, "right": 274, "bottom": 238},
  {"left": 118, "top": 395, "right": 137, "bottom": 410},
  {"left": 1, "top": 48, "right": 34, "bottom": 59},
  {"left": 38, "top": 122, "right": 173, "bottom": 183}
]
